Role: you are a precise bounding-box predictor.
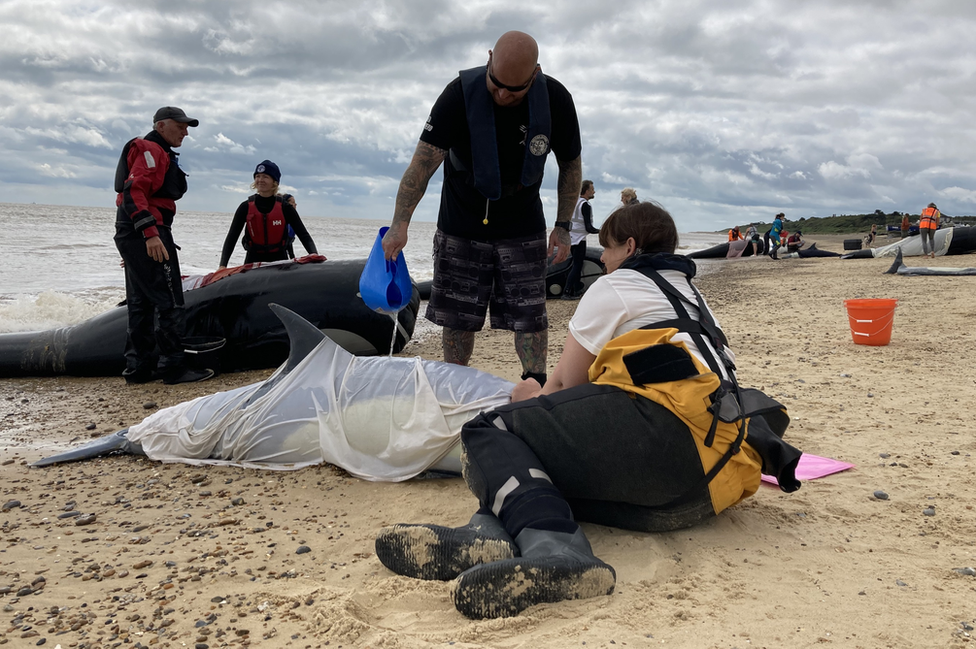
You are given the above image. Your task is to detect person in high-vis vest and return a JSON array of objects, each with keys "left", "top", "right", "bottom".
[
  {"left": 375, "top": 202, "right": 803, "bottom": 620},
  {"left": 919, "top": 203, "right": 941, "bottom": 258}
]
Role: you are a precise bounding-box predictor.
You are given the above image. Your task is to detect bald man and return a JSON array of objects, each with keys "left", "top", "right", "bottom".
[{"left": 382, "top": 31, "right": 582, "bottom": 385}]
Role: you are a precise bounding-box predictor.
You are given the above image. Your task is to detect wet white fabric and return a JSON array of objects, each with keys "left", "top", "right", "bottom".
[{"left": 127, "top": 336, "right": 514, "bottom": 481}]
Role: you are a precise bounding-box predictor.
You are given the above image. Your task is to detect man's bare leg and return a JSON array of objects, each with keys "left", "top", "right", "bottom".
[
  {"left": 515, "top": 330, "right": 548, "bottom": 377},
  {"left": 443, "top": 327, "right": 476, "bottom": 366}
]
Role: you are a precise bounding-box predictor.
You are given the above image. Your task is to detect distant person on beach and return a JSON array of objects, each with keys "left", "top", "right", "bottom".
[
  {"left": 375, "top": 201, "right": 802, "bottom": 620},
  {"left": 765, "top": 212, "right": 785, "bottom": 259},
  {"left": 380, "top": 30, "right": 582, "bottom": 386},
  {"left": 563, "top": 180, "right": 599, "bottom": 300},
  {"left": 609, "top": 187, "right": 640, "bottom": 216},
  {"left": 787, "top": 230, "right": 804, "bottom": 253},
  {"left": 901, "top": 214, "right": 910, "bottom": 238},
  {"left": 218, "top": 160, "right": 319, "bottom": 270},
  {"left": 113, "top": 106, "right": 213, "bottom": 386},
  {"left": 864, "top": 224, "right": 878, "bottom": 248},
  {"left": 728, "top": 225, "right": 743, "bottom": 241},
  {"left": 919, "top": 203, "right": 941, "bottom": 258},
  {"left": 745, "top": 225, "right": 761, "bottom": 255}
]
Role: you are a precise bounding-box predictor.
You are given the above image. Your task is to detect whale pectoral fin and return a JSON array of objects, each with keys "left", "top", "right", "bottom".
[{"left": 32, "top": 429, "right": 144, "bottom": 467}]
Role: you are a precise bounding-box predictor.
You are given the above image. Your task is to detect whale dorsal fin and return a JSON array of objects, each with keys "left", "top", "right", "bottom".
[
  {"left": 242, "top": 304, "right": 354, "bottom": 407},
  {"left": 269, "top": 303, "right": 328, "bottom": 374},
  {"left": 885, "top": 249, "right": 905, "bottom": 274}
]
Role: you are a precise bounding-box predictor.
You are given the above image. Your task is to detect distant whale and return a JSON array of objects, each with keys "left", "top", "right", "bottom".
[
  {"left": 32, "top": 304, "right": 514, "bottom": 481},
  {"left": 687, "top": 239, "right": 768, "bottom": 259},
  {"left": 0, "top": 258, "right": 419, "bottom": 378},
  {"left": 777, "top": 243, "right": 842, "bottom": 259},
  {"left": 884, "top": 249, "right": 976, "bottom": 276},
  {"left": 841, "top": 226, "right": 976, "bottom": 259}
]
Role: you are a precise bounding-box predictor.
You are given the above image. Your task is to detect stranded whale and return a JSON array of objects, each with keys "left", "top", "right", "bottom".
[
  {"left": 0, "top": 258, "right": 419, "bottom": 378},
  {"left": 884, "top": 249, "right": 976, "bottom": 276},
  {"left": 32, "top": 304, "right": 514, "bottom": 481},
  {"left": 841, "top": 226, "right": 976, "bottom": 259}
]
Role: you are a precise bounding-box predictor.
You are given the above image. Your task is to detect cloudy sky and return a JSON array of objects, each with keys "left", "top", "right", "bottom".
[{"left": 3, "top": 0, "right": 975, "bottom": 231}]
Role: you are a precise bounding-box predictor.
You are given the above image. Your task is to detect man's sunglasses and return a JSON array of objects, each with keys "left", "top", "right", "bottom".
[{"left": 487, "top": 60, "right": 537, "bottom": 93}]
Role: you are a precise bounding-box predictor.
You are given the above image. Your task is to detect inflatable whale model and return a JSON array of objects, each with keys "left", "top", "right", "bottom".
[
  {"left": 0, "top": 258, "right": 419, "bottom": 378},
  {"left": 415, "top": 245, "right": 607, "bottom": 301},
  {"left": 32, "top": 305, "right": 514, "bottom": 481},
  {"left": 884, "top": 249, "right": 976, "bottom": 276},
  {"left": 841, "top": 226, "right": 976, "bottom": 259}
]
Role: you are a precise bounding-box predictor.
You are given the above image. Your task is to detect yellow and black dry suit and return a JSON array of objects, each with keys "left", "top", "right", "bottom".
[{"left": 459, "top": 253, "right": 802, "bottom": 535}]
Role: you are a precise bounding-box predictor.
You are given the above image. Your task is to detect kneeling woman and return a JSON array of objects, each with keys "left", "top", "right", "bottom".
[
  {"left": 376, "top": 201, "right": 803, "bottom": 619},
  {"left": 218, "top": 160, "right": 319, "bottom": 269}
]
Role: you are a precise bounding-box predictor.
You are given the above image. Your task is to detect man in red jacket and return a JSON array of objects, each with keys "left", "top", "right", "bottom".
[{"left": 114, "top": 106, "right": 213, "bottom": 385}]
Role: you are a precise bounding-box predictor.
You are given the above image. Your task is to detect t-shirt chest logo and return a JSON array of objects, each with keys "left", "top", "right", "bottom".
[{"left": 528, "top": 134, "right": 550, "bottom": 157}]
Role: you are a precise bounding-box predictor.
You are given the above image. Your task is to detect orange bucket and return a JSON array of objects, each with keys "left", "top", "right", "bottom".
[{"left": 843, "top": 299, "right": 898, "bottom": 346}]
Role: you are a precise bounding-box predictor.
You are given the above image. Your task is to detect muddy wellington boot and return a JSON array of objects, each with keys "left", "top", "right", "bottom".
[
  {"left": 448, "top": 412, "right": 616, "bottom": 619},
  {"left": 374, "top": 508, "right": 518, "bottom": 581},
  {"left": 451, "top": 522, "right": 616, "bottom": 619}
]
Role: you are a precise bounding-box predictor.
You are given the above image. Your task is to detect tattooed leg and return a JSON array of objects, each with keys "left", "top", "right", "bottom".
[
  {"left": 515, "top": 330, "right": 548, "bottom": 375},
  {"left": 443, "top": 328, "right": 476, "bottom": 366}
]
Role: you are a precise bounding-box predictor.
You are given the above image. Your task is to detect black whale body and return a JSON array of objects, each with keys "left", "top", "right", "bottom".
[{"left": 0, "top": 259, "right": 419, "bottom": 378}]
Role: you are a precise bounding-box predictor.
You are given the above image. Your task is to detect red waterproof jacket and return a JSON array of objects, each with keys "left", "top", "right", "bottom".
[{"left": 115, "top": 131, "right": 187, "bottom": 239}]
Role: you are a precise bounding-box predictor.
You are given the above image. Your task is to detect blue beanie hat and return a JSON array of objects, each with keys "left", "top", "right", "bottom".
[{"left": 254, "top": 160, "right": 281, "bottom": 184}]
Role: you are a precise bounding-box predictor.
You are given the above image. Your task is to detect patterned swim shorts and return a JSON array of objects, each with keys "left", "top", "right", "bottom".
[{"left": 425, "top": 229, "right": 548, "bottom": 333}]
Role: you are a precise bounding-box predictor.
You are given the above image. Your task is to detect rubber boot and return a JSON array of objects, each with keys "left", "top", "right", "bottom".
[
  {"left": 449, "top": 412, "right": 616, "bottom": 618},
  {"left": 451, "top": 523, "right": 616, "bottom": 619},
  {"left": 374, "top": 509, "right": 517, "bottom": 581}
]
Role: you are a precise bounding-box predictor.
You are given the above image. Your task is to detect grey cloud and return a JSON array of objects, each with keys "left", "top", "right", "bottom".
[{"left": 2, "top": 0, "right": 976, "bottom": 228}]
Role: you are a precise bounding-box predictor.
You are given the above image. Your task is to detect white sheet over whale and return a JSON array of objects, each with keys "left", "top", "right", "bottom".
[
  {"left": 126, "top": 335, "right": 514, "bottom": 481},
  {"left": 865, "top": 229, "right": 953, "bottom": 258}
]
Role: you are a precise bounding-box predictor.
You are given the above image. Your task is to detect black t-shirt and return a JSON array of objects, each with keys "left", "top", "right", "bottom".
[{"left": 420, "top": 74, "right": 581, "bottom": 240}]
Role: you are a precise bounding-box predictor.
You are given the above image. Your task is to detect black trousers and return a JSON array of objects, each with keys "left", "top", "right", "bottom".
[
  {"left": 461, "top": 384, "right": 715, "bottom": 534},
  {"left": 565, "top": 240, "right": 588, "bottom": 295},
  {"left": 114, "top": 223, "right": 185, "bottom": 375}
]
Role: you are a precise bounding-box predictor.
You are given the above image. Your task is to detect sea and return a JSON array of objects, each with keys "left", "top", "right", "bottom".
[{"left": 0, "top": 202, "right": 726, "bottom": 334}]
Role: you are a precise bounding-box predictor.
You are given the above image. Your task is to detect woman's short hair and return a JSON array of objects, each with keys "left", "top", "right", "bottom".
[
  {"left": 599, "top": 201, "right": 678, "bottom": 254},
  {"left": 620, "top": 187, "right": 637, "bottom": 201}
]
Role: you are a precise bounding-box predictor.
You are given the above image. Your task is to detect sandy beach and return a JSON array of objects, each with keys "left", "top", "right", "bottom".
[{"left": 1, "top": 233, "right": 975, "bottom": 648}]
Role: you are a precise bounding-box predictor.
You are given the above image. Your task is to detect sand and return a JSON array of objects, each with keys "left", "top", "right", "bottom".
[{"left": 1, "top": 233, "right": 975, "bottom": 648}]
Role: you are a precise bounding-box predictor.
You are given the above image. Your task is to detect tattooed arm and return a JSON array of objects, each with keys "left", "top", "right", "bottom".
[
  {"left": 547, "top": 154, "right": 582, "bottom": 263},
  {"left": 382, "top": 141, "right": 448, "bottom": 260}
]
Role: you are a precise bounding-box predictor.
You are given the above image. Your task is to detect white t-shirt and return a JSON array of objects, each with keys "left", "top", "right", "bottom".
[{"left": 568, "top": 267, "right": 735, "bottom": 379}]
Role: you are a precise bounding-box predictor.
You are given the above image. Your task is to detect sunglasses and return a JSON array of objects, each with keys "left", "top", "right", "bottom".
[{"left": 487, "top": 59, "right": 537, "bottom": 93}]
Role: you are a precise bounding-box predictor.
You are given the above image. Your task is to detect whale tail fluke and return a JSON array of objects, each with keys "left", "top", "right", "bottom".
[
  {"left": 885, "top": 249, "right": 905, "bottom": 274},
  {"left": 32, "top": 429, "right": 143, "bottom": 467}
]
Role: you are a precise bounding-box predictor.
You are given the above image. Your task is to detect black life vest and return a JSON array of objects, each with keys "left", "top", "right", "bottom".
[
  {"left": 454, "top": 65, "right": 552, "bottom": 201},
  {"left": 242, "top": 195, "right": 287, "bottom": 253}
]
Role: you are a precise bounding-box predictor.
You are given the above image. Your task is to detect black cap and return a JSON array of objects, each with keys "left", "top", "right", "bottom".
[{"left": 153, "top": 106, "right": 199, "bottom": 127}]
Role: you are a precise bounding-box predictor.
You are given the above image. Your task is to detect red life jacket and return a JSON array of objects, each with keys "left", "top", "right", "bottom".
[{"left": 244, "top": 195, "right": 287, "bottom": 253}]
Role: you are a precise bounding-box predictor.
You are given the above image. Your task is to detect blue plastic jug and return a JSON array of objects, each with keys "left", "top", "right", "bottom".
[{"left": 359, "top": 227, "right": 413, "bottom": 314}]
